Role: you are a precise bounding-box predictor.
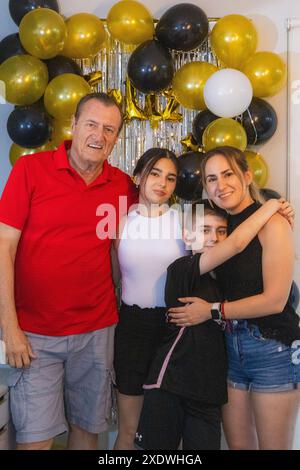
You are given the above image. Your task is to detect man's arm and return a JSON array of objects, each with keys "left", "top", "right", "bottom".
[{"left": 0, "top": 222, "right": 36, "bottom": 368}]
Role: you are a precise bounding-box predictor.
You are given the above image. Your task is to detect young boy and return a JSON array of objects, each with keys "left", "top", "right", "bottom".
[{"left": 134, "top": 198, "right": 286, "bottom": 450}]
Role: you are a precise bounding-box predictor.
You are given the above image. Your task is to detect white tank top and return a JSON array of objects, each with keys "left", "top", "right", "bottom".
[{"left": 118, "top": 208, "right": 186, "bottom": 308}]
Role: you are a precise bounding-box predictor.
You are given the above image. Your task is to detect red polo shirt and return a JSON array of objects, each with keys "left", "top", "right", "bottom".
[{"left": 0, "top": 141, "right": 138, "bottom": 335}]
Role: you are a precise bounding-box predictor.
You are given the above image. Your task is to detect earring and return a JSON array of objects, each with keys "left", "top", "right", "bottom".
[{"left": 132, "top": 176, "right": 139, "bottom": 188}]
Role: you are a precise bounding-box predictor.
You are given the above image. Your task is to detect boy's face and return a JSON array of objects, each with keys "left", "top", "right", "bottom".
[{"left": 185, "top": 214, "right": 227, "bottom": 253}]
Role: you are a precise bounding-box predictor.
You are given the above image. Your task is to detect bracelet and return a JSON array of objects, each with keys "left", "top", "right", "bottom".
[{"left": 220, "top": 302, "right": 226, "bottom": 320}]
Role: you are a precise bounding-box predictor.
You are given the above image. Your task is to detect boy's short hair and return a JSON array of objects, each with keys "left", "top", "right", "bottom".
[{"left": 183, "top": 199, "right": 227, "bottom": 234}]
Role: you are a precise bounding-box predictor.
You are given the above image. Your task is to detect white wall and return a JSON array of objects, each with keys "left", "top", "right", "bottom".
[{"left": 0, "top": 0, "right": 300, "bottom": 450}]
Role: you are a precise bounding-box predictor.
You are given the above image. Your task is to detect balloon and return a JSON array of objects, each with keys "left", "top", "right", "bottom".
[
  {"left": 161, "top": 89, "right": 182, "bottom": 122},
  {"left": 155, "top": 3, "right": 208, "bottom": 52},
  {"left": 172, "top": 62, "right": 218, "bottom": 110},
  {"left": 242, "top": 52, "right": 287, "bottom": 98},
  {"left": 9, "top": 0, "right": 59, "bottom": 26},
  {"left": 204, "top": 69, "right": 253, "bottom": 118},
  {"left": 244, "top": 150, "right": 268, "bottom": 188},
  {"left": 19, "top": 8, "right": 66, "bottom": 60},
  {"left": 180, "top": 134, "right": 201, "bottom": 153},
  {"left": 44, "top": 73, "right": 91, "bottom": 120},
  {"left": 45, "top": 55, "right": 82, "bottom": 82},
  {"left": 7, "top": 105, "right": 52, "bottom": 148},
  {"left": 0, "top": 33, "right": 26, "bottom": 65},
  {"left": 0, "top": 55, "right": 48, "bottom": 106},
  {"left": 203, "top": 118, "right": 247, "bottom": 151},
  {"left": 62, "top": 13, "right": 106, "bottom": 59},
  {"left": 107, "top": 1, "right": 154, "bottom": 45},
  {"left": 175, "top": 151, "right": 205, "bottom": 200},
  {"left": 50, "top": 119, "right": 73, "bottom": 147},
  {"left": 124, "top": 77, "right": 148, "bottom": 121},
  {"left": 211, "top": 14, "right": 257, "bottom": 69},
  {"left": 144, "top": 94, "right": 162, "bottom": 129},
  {"left": 259, "top": 187, "right": 281, "bottom": 201},
  {"left": 192, "top": 110, "right": 218, "bottom": 144},
  {"left": 9, "top": 141, "right": 56, "bottom": 166},
  {"left": 241, "top": 98, "right": 278, "bottom": 145},
  {"left": 127, "top": 40, "right": 174, "bottom": 93},
  {"left": 289, "top": 282, "right": 300, "bottom": 311}
]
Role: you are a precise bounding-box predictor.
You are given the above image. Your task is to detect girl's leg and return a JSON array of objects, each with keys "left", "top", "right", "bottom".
[
  {"left": 113, "top": 392, "right": 144, "bottom": 450},
  {"left": 222, "top": 387, "right": 258, "bottom": 450},
  {"left": 252, "top": 389, "right": 300, "bottom": 449}
]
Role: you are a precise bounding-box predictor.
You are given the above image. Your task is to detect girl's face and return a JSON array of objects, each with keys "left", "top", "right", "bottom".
[
  {"left": 204, "top": 154, "right": 252, "bottom": 214},
  {"left": 139, "top": 158, "right": 177, "bottom": 206},
  {"left": 186, "top": 214, "right": 227, "bottom": 253}
]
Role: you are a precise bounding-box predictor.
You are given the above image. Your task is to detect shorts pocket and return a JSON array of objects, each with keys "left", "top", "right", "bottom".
[
  {"left": 7, "top": 368, "right": 27, "bottom": 430},
  {"left": 249, "top": 326, "right": 267, "bottom": 342},
  {"left": 105, "top": 370, "right": 117, "bottom": 426}
]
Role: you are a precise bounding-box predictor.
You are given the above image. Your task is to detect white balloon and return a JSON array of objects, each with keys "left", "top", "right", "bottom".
[{"left": 204, "top": 68, "right": 253, "bottom": 118}]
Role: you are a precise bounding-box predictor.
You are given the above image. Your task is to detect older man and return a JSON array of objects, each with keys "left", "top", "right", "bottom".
[{"left": 0, "top": 93, "right": 137, "bottom": 450}]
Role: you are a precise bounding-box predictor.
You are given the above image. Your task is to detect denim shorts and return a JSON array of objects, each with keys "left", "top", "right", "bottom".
[
  {"left": 8, "top": 326, "right": 115, "bottom": 443},
  {"left": 225, "top": 320, "right": 300, "bottom": 392}
]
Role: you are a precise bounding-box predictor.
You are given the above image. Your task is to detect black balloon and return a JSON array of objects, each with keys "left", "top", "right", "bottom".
[
  {"left": 9, "top": 0, "right": 59, "bottom": 26},
  {"left": 260, "top": 187, "right": 281, "bottom": 201},
  {"left": 289, "top": 281, "right": 300, "bottom": 311},
  {"left": 242, "top": 97, "right": 278, "bottom": 145},
  {"left": 175, "top": 152, "right": 205, "bottom": 201},
  {"left": 7, "top": 105, "right": 52, "bottom": 148},
  {"left": 45, "top": 55, "right": 83, "bottom": 82},
  {"left": 192, "top": 110, "right": 218, "bottom": 145},
  {"left": 155, "top": 3, "right": 209, "bottom": 52},
  {"left": 127, "top": 40, "right": 174, "bottom": 94},
  {"left": 0, "top": 33, "right": 26, "bottom": 65}
]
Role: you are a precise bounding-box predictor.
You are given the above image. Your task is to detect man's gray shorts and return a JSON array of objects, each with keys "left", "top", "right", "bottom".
[{"left": 7, "top": 326, "right": 115, "bottom": 444}]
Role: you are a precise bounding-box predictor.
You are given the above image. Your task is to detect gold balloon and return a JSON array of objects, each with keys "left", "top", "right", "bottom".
[
  {"left": 107, "top": 1, "right": 154, "bottom": 45},
  {"left": 211, "top": 14, "right": 257, "bottom": 69},
  {"left": 202, "top": 118, "right": 247, "bottom": 151},
  {"left": 44, "top": 73, "right": 91, "bottom": 120},
  {"left": 51, "top": 119, "right": 73, "bottom": 147},
  {"left": 9, "top": 142, "right": 56, "bottom": 166},
  {"left": 245, "top": 150, "right": 268, "bottom": 188},
  {"left": 124, "top": 77, "right": 148, "bottom": 121},
  {"left": 242, "top": 52, "right": 287, "bottom": 97},
  {"left": 19, "top": 8, "right": 66, "bottom": 60},
  {"left": 107, "top": 89, "right": 123, "bottom": 107},
  {"left": 172, "top": 62, "right": 218, "bottom": 110},
  {"left": 161, "top": 89, "right": 182, "bottom": 122},
  {"left": 0, "top": 55, "right": 48, "bottom": 106},
  {"left": 62, "top": 13, "right": 106, "bottom": 59},
  {"left": 144, "top": 94, "right": 162, "bottom": 129},
  {"left": 181, "top": 134, "right": 201, "bottom": 153},
  {"left": 84, "top": 71, "right": 102, "bottom": 88}
]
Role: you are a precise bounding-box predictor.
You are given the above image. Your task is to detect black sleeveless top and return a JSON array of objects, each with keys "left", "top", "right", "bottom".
[{"left": 216, "top": 201, "right": 300, "bottom": 345}]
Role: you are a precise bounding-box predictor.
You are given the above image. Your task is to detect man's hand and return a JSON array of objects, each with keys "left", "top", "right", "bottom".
[
  {"left": 168, "top": 297, "right": 211, "bottom": 326},
  {"left": 3, "top": 327, "right": 36, "bottom": 368}
]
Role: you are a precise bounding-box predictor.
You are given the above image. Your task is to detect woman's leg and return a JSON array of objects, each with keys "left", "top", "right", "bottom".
[
  {"left": 222, "top": 387, "right": 258, "bottom": 450},
  {"left": 252, "top": 389, "right": 300, "bottom": 449},
  {"left": 113, "top": 391, "right": 144, "bottom": 450}
]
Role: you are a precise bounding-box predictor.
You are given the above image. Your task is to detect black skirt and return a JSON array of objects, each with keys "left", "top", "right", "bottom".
[{"left": 114, "top": 302, "right": 167, "bottom": 395}]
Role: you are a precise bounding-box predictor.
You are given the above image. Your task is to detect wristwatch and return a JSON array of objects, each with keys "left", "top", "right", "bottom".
[{"left": 211, "top": 302, "right": 222, "bottom": 320}]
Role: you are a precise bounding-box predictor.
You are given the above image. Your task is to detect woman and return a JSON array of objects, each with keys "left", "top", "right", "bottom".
[
  {"left": 168, "top": 146, "right": 300, "bottom": 450},
  {"left": 113, "top": 148, "right": 186, "bottom": 449}
]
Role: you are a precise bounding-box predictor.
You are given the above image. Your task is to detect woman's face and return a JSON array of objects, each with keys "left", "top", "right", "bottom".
[
  {"left": 138, "top": 157, "right": 177, "bottom": 206},
  {"left": 204, "top": 154, "right": 252, "bottom": 213}
]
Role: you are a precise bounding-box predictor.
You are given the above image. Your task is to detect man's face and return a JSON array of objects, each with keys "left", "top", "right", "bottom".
[{"left": 70, "top": 99, "right": 122, "bottom": 166}]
